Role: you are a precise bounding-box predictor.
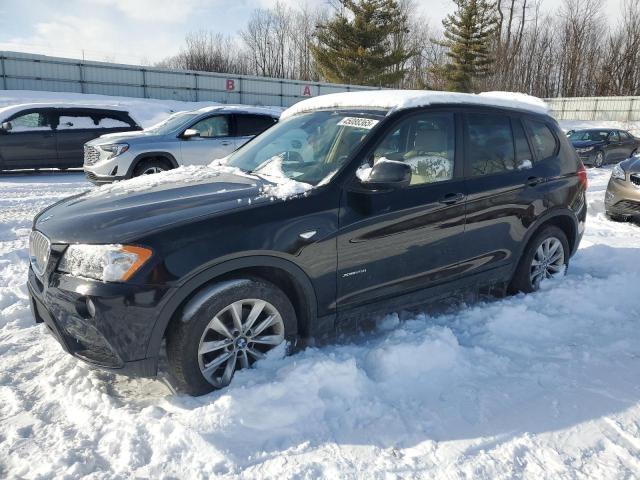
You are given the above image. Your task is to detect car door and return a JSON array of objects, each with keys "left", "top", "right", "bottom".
[
  {"left": 337, "top": 110, "right": 467, "bottom": 311},
  {"left": 0, "top": 108, "right": 57, "bottom": 169},
  {"left": 619, "top": 131, "right": 636, "bottom": 158},
  {"left": 55, "top": 109, "right": 114, "bottom": 168},
  {"left": 462, "top": 111, "right": 549, "bottom": 278},
  {"left": 606, "top": 130, "right": 623, "bottom": 161},
  {"left": 179, "top": 114, "right": 235, "bottom": 165},
  {"left": 234, "top": 114, "right": 278, "bottom": 149}
]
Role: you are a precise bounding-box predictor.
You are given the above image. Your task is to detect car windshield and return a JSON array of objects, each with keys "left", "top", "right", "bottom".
[
  {"left": 569, "top": 130, "right": 609, "bottom": 142},
  {"left": 226, "top": 110, "right": 384, "bottom": 185},
  {"left": 145, "top": 111, "right": 200, "bottom": 135}
]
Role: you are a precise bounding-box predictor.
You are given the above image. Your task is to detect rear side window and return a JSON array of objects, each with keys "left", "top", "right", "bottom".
[
  {"left": 97, "top": 114, "right": 132, "bottom": 128},
  {"left": 527, "top": 120, "right": 558, "bottom": 160},
  {"left": 236, "top": 114, "right": 276, "bottom": 136},
  {"left": 465, "top": 113, "right": 516, "bottom": 175},
  {"left": 609, "top": 131, "right": 620, "bottom": 142},
  {"left": 620, "top": 131, "right": 631, "bottom": 140},
  {"left": 57, "top": 112, "right": 98, "bottom": 130},
  {"left": 513, "top": 118, "right": 533, "bottom": 169}
]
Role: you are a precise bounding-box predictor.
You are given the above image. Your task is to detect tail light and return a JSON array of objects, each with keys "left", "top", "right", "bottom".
[{"left": 577, "top": 163, "right": 588, "bottom": 190}]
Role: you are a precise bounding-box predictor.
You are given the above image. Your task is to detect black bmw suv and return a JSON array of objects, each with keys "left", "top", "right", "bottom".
[{"left": 28, "top": 91, "right": 587, "bottom": 395}]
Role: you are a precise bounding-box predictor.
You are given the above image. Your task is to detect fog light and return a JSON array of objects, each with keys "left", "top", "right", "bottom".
[{"left": 86, "top": 297, "right": 96, "bottom": 318}]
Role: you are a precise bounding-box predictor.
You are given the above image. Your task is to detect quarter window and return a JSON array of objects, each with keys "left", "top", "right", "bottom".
[
  {"left": 191, "top": 115, "right": 230, "bottom": 138},
  {"left": 527, "top": 120, "right": 558, "bottom": 160},
  {"left": 370, "top": 112, "right": 455, "bottom": 186},
  {"left": 465, "top": 113, "right": 516, "bottom": 175}
]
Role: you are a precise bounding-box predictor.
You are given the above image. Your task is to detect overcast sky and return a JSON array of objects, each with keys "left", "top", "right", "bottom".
[{"left": 0, "top": 0, "right": 624, "bottom": 65}]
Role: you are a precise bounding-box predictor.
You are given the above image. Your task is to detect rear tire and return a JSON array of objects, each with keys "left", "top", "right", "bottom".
[
  {"left": 166, "top": 278, "right": 297, "bottom": 396},
  {"left": 132, "top": 158, "right": 171, "bottom": 177},
  {"left": 594, "top": 151, "right": 605, "bottom": 168},
  {"left": 509, "top": 226, "right": 569, "bottom": 294}
]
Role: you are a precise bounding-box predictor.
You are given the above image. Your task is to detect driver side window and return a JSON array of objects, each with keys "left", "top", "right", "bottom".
[
  {"left": 9, "top": 111, "right": 52, "bottom": 132},
  {"left": 369, "top": 112, "right": 455, "bottom": 186},
  {"left": 190, "top": 115, "right": 229, "bottom": 138}
]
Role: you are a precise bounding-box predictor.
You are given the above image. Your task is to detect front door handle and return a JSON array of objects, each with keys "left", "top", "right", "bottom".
[{"left": 439, "top": 192, "right": 465, "bottom": 205}]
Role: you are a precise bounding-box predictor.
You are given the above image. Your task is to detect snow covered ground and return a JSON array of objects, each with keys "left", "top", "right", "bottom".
[{"left": 0, "top": 166, "right": 639, "bottom": 479}]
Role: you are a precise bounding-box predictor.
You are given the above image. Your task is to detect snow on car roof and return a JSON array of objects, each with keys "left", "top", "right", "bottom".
[
  {"left": 0, "top": 102, "right": 130, "bottom": 121},
  {"left": 196, "top": 104, "right": 283, "bottom": 117},
  {"left": 280, "top": 90, "right": 549, "bottom": 119}
]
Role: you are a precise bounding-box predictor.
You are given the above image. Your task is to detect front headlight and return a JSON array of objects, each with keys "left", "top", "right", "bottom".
[
  {"left": 99, "top": 143, "right": 129, "bottom": 159},
  {"left": 58, "top": 244, "right": 152, "bottom": 282},
  {"left": 576, "top": 146, "right": 595, "bottom": 153},
  {"left": 611, "top": 164, "right": 626, "bottom": 181}
]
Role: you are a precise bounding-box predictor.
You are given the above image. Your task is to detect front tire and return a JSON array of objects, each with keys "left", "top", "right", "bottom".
[
  {"left": 132, "top": 158, "right": 170, "bottom": 177},
  {"left": 166, "top": 278, "right": 297, "bottom": 395},
  {"left": 509, "top": 226, "right": 569, "bottom": 294}
]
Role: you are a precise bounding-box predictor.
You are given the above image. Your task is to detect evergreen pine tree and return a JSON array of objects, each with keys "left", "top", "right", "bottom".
[
  {"left": 311, "top": 0, "right": 414, "bottom": 87},
  {"left": 436, "top": 0, "right": 498, "bottom": 92}
]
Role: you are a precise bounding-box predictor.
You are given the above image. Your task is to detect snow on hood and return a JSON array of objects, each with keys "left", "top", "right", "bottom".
[
  {"left": 86, "top": 163, "right": 312, "bottom": 201},
  {"left": 281, "top": 90, "right": 549, "bottom": 119},
  {"left": 85, "top": 165, "right": 253, "bottom": 197}
]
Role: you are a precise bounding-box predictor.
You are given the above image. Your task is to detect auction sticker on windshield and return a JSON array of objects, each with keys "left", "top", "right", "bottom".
[{"left": 337, "top": 117, "right": 380, "bottom": 129}]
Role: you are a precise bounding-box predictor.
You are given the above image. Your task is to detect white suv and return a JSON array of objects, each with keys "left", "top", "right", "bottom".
[{"left": 83, "top": 105, "right": 280, "bottom": 184}]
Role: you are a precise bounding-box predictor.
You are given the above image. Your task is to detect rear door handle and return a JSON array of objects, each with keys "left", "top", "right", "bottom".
[
  {"left": 439, "top": 192, "right": 465, "bottom": 205},
  {"left": 527, "top": 176, "right": 545, "bottom": 187}
]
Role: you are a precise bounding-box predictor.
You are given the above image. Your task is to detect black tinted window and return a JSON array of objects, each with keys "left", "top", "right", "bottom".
[
  {"left": 527, "top": 120, "right": 557, "bottom": 160},
  {"left": 513, "top": 118, "right": 533, "bottom": 169},
  {"left": 465, "top": 113, "right": 516, "bottom": 175},
  {"left": 236, "top": 115, "right": 276, "bottom": 136},
  {"left": 609, "top": 131, "right": 620, "bottom": 142}
]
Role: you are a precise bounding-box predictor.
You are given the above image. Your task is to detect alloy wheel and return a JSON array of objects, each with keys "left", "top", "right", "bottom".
[
  {"left": 595, "top": 152, "right": 604, "bottom": 167},
  {"left": 197, "top": 299, "right": 285, "bottom": 388},
  {"left": 142, "top": 166, "right": 164, "bottom": 175},
  {"left": 529, "top": 237, "right": 565, "bottom": 288}
]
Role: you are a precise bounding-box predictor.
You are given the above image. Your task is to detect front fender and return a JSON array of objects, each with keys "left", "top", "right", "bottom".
[{"left": 145, "top": 254, "right": 318, "bottom": 360}]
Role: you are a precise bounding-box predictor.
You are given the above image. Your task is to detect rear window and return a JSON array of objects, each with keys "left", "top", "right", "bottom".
[
  {"left": 236, "top": 114, "right": 276, "bottom": 136},
  {"left": 465, "top": 113, "right": 516, "bottom": 175},
  {"left": 527, "top": 120, "right": 558, "bottom": 160}
]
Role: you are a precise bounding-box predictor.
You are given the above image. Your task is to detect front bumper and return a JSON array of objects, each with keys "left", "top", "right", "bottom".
[
  {"left": 83, "top": 151, "right": 135, "bottom": 185},
  {"left": 28, "top": 266, "right": 174, "bottom": 377},
  {"left": 605, "top": 176, "right": 640, "bottom": 217}
]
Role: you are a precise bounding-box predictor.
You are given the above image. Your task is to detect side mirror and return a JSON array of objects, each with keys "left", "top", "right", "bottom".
[
  {"left": 182, "top": 128, "right": 200, "bottom": 139},
  {"left": 360, "top": 160, "right": 411, "bottom": 190},
  {"left": 0, "top": 121, "right": 12, "bottom": 132}
]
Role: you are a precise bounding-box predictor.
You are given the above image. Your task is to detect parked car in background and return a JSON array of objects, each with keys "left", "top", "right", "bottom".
[
  {"left": 605, "top": 156, "right": 640, "bottom": 221},
  {"left": 568, "top": 128, "right": 639, "bottom": 167},
  {"left": 83, "top": 106, "right": 280, "bottom": 184},
  {"left": 28, "top": 90, "right": 587, "bottom": 395},
  {"left": 0, "top": 104, "right": 141, "bottom": 171}
]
